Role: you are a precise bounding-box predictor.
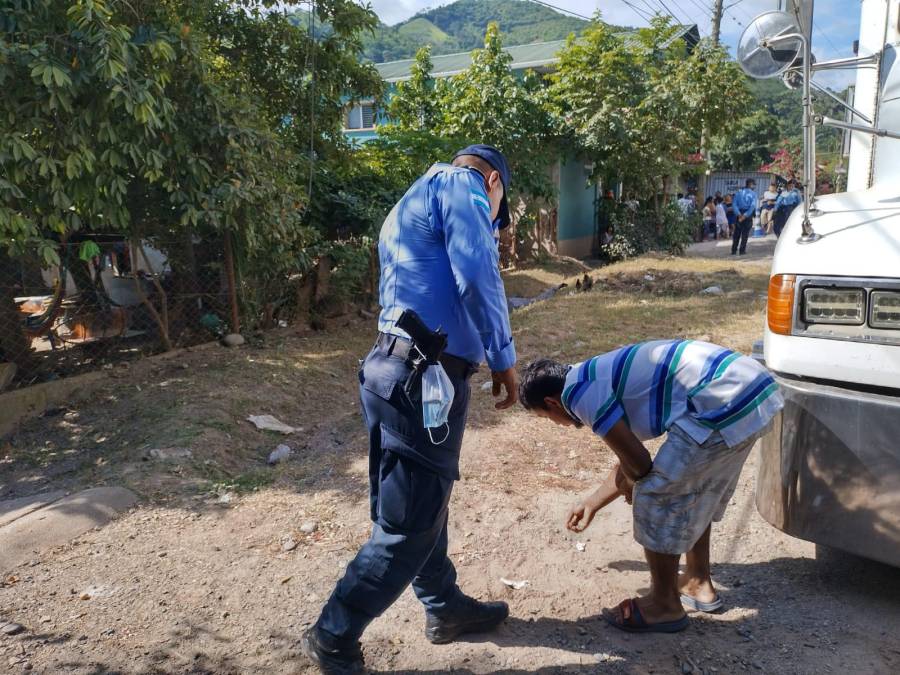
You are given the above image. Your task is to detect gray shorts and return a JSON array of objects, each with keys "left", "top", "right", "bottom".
[{"left": 631, "top": 424, "right": 767, "bottom": 555}]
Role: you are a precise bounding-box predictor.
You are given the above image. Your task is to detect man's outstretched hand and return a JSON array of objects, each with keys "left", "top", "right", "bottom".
[
  {"left": 566, "top": 497, "right": 602, "bottom": 533},
  {"left": 491, "top": 367, "right": 519, "bottom": 410}
]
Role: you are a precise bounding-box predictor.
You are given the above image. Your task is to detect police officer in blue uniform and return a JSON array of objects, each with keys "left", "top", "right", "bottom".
[
  {"left": 301, "top": 145, "right": 519, "bottom": 673},
  {"left": 732, "top": 178, "right": 758, "bottom": 255},
  {"left": 773, "top": 180, "right": 802, "bottom": 237}
]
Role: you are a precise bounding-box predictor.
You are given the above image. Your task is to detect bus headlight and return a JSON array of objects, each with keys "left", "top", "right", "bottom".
[
  {"left": 870, "top": 290, "right": 900, "bottom": 329},
  {"left": 802, "top": 287, "right": 865, "bottom": 325}
]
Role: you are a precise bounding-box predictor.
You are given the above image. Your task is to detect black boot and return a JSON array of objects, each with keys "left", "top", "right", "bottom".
[
  {"left": 424, "top": 595, "right": 509, "bottom": 644},
  {"left": 300, "top": 627, "right": 366, "bottom": 674}
]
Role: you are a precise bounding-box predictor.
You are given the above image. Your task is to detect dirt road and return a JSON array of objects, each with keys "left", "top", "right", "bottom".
[{"left": 2, "top": 245, "right": 899, "bottom": 674}]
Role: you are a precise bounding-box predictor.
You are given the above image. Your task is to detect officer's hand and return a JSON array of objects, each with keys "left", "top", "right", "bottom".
[{"left": 491, "top": 367, "right": 519, "bottom": 410}]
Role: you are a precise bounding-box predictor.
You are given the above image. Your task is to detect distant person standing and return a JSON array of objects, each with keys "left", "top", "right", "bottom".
[
  {"left": 701, "top": 197, "right": 716, "bottom": 241},
  {"left": 773, "top": 180, "right": 802, "bottom": 237},
  {"left": 715, "top": 196, "right": 728, "bottom": 240},
  {"left": 723, "top": 194, "right": 737, "bottom": 237},
  {"left": 760, "top": 182, "right": 778, "bottom": 234},
  {"left": 731, "top": 179, "right": 757, "bottom": 255}
]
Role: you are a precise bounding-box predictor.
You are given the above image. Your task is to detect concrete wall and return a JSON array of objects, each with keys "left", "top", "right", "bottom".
[{"left": 556, "top": 157, "right": 597, "bottom": 258}]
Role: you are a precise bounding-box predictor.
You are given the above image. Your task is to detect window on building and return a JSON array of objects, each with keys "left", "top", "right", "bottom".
[{"left": 345, "top": 103, "right": 376, "bottom": 130}]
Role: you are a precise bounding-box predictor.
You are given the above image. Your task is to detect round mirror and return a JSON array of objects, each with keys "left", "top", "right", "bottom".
[{"left": 738, "top": 11, "right": 803, "bottom": 79}]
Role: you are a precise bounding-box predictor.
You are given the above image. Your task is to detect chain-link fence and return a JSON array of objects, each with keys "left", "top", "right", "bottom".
[{"left": 1, "top": 236, "right": 235, "bottom": 390}]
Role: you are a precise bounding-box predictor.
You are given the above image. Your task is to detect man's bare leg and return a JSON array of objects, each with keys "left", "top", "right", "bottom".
[
  {"left": 606, "top": 547, "right": 685, "bottom": 624},
  {"left": 677, "top": 524, "right": 718, "bottom": 603}
]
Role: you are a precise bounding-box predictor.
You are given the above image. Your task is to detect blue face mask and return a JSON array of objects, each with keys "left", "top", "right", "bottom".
[{"left": 421, "top": 362, "right": 454, "bottom": 445}]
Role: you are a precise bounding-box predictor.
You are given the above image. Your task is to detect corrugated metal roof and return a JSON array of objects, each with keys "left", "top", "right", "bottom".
[{"left": 374, "top": 25, "right": 699, "bottom": 83}]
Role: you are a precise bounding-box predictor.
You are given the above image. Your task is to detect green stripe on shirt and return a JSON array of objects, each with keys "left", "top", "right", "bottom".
[
  {"left": 661, "top": 340, "right": 690, "bottom": 428},
  {"left": 697, "top": 381, "right": 780, "bottom": 430},
  {"left": 688, "top": 351, "right": 741, "bottom": 398}
]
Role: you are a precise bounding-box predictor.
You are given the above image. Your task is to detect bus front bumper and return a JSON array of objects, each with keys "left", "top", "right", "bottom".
[{"left": 757, "top": 373, "right": 900, "bottom": 567}]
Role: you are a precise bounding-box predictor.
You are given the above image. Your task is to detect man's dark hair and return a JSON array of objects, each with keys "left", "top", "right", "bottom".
[
  {"left": 746, "top": 178, "right": 756, "bottom": 188},
  {"left": 677, "top": 192, "right": 684, "bottom": 199},
  {"left": 519, "top": 359, "right": 568, "bottom": 410}
]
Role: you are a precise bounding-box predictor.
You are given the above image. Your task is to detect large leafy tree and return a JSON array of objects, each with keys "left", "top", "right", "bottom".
[
  {"left": 388, "top": 46, "right": 439, "bottom": 132},
  {"left": 709, "top": 110, "right": 781, "bottom": 171},
  {"left": 0, "top": 0, "right": 381, "bottom": 369},
  {"left": 438, "top": 22, "right": 554, "bottom": 201},
  {"left": 549, "top": 16, "right": 749, "bottom": 213}
]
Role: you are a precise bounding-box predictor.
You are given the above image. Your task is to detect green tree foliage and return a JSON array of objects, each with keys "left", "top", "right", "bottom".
[
  {"left": 388, "top": 46, "right": 439, "bottom": 131},
  {"left": 0, "top": 0, "right": 381, "bottom": 258},
  {"left": 709, "top": 110, "right": 782, "bottom": 171},
  {"left": 0, "top": 0, "right": 383, "bottom": 355},
  {"left": 549, "top": 16, "right": 748, "bottom": 209},
  {"left": 437, "top": 23, "right": 554, "bottom": 200}
]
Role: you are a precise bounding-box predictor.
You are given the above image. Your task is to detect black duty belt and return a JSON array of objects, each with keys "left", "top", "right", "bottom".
[{"left": 375, "top": 333, "right": 479, "bottom": 381}]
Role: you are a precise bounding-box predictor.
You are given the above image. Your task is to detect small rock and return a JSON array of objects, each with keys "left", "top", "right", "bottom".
[
  {"left": 22, "top": 663, "right": 33, "bottom": 671},
  {"left": 480, "top": 380, "right": 493, "bottom": 391},
  {"left": 681, "top": 662, "right": 694, "bottom": 674},
  {"left": 158, "top": 551, "right": 167, "bottom": 558},
  {"left": 39, "top": 616, "right": 51, "bottom": 624},
  {"left": 147, "top": 447, "right": 193, "bottom": 461},
  {"left": 267, "top": 444, "right": 293, "bottom": 465},
  {"left": 299, "top": 521, "right": 318, "bottom": 535},
  {"left": 281, "top": 537, "right": 298, "bottom": 552},
  {"left": 752, "top": 662, "right": 763, "bottom": 670},
  {"left": 1, "top": 622, "right": 24, "bottom": 636},
  {"left": 700, "top": 285, "right": 724, "bottom": 296},
  {"left": 575, "top": 542, "right": 586, "bottom": 552},
  {"left": 79, "top": 593, "right": 91, "bottom": 601},
  {"left": 217, "top": 492, "right": 235, "bottom": 505},
  {"left": 221, "top": 333, "right": 245, "bottom": 347}
]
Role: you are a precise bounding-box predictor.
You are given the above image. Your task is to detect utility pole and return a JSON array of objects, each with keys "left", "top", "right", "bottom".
[
  {"left": 700, "top": 0, "right": 725, "bottom": 200},
  {"left": 711, "top": 0, "right": 724, "bottom": 45}
]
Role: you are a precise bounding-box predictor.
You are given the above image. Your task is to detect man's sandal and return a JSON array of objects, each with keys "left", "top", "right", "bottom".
[
  {"left": 680, "top": 593, "right": 724, "bottom": 613},
  {"left": 602, "top": 598, "right": 689, "bottom": 634}
]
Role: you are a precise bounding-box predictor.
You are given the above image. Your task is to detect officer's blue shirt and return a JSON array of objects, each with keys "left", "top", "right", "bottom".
[
  {"left": 733, "top": 188, "right": 758, "bottom": 219},
  {"left": 775, "top": 189, "right": 802, "bottom": 209},
  {"left": 377, "top": 163, "right": 516, "bottom": 372}
]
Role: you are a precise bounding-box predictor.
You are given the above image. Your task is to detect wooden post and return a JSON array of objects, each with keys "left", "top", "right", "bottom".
[{"left": 223, "top": 232, "right": 240, "bottom": 335}]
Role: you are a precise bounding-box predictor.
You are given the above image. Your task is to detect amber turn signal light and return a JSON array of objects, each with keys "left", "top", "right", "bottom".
[{"left": 768, "top": 274, "right": 796, "bottom": 335}]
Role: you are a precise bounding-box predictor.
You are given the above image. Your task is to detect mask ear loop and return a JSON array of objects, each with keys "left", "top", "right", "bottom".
[{"left": 427, "top": 423, "right": 451, "bottom": 445}]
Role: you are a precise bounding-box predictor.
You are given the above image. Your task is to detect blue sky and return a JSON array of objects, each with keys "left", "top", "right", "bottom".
[{"left": 366, "top": 0, "right": 860, "bottom": 87}]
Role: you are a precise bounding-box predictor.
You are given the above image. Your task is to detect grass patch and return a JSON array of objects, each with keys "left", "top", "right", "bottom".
[{"left": 210, "top": 468, "right": 275, "bottom": 494}]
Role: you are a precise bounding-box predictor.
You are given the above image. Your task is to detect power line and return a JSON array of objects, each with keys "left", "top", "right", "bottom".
[
  {"left": 521, "top": 0, "right": 593, "bottom": 21},
  {"left": 669, "top": 0, "right": 702, "bottom": 27},
  {"left": 621, "top": 0, "right": 656, "bottom": 23},
  {"left": 814, "top": 21, "right": 842, "bottom": 55},
  {"left": 654, "top": 0, "right": 692, "bottom": 25}
]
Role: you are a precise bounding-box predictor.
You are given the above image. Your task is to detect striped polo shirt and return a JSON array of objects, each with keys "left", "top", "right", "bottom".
[{"left": 561, "top": 340, "right": 783, "bottom": 448}]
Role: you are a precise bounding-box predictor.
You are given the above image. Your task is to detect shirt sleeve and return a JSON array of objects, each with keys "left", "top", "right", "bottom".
[
  {"left": 432, "top": 170, "right": 516, "bottom": 371},
  {"left": 571, "top": 377, "right": 624, "bottom": 436}
]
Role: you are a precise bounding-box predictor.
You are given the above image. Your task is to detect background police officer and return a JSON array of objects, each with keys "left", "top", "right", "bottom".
[
  {"left": 301, "top": 145, "right": 519, "bottom": 673},
  {"left": 732, "top": 178, "right": 758, "bottom": 255}
]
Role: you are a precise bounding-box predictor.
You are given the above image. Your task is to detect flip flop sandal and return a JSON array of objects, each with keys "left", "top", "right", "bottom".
[
  {"left": 680, "top": 593, "right": 724, "bottom": 613},
  {"left": 602, "top": 598, "right": 690, "bottom": 634}
]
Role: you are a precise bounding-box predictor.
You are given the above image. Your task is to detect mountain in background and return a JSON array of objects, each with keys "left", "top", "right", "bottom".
[{"left": 362, "top": 0, "right": 608, "bottom": 63}]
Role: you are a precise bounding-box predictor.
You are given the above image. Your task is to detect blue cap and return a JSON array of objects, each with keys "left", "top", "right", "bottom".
[{"left": 453, "top": 144, "right": 511, "bottom": 229}]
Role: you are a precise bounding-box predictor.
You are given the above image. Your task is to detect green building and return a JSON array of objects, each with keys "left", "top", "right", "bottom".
[{"left": 344, "top": 26, "right": 700, "bottom": 258}]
